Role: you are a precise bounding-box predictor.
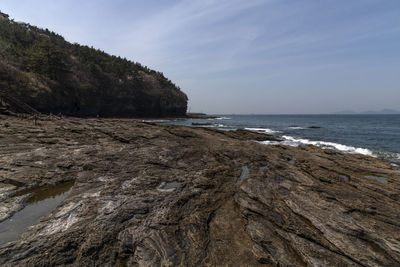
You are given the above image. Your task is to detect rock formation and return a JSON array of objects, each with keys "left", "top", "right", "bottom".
[{"left": 0, "top": 115, "right": 399, "bottom": 266}]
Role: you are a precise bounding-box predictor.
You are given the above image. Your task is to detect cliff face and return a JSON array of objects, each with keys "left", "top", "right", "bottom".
[{"left": 0, "top": 12, "right": 187, "bottom": 117}]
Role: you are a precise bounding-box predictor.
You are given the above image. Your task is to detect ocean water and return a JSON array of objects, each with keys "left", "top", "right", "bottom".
[{"left": 155, "top": 115, "right": 400, "bottom": 164}]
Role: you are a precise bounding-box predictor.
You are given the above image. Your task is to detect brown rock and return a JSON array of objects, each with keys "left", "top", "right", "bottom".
[{"left": 0, "top": 115, "right": 399, "bottom": 266}]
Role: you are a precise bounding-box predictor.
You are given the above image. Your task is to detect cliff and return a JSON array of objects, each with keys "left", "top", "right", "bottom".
[{"left": 0, "top": 12, "right": 187, "bottom": 117}]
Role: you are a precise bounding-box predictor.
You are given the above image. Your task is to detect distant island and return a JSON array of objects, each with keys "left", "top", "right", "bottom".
[
  {"left": 0, "top": 11, "right": 187, "bottom": 117},
  {"left": 334, "top": 109, "right": 400, "bottom": 115}
]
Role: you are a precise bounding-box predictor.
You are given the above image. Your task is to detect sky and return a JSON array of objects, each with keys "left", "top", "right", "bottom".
[{"left": 1, "top": 0, "right": 400, "bottom": 114}]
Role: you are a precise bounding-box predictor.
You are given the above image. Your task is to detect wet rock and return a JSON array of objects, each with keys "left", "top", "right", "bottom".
[
  {"left": 0, "top": 115, "right": 399, "bottom": 266},
  {"left": 0, "top": 188, "right": 29, "bottom": 222}
]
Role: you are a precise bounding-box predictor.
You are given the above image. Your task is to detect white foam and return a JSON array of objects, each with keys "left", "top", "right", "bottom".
[
  {"left": 260, "top": 140, "right": 283, "bottom": 145},
  {"left": 245, "top": 128, "right": 281, "bottom": 134},
  {"left": 261, "top": 135, "right": 374, "bottom": 157},
  {"left": 281, "top": 136, "right": 374, "bottom": 156},
  {"left": 215, "top": 117, "right": 231, "bottom": 120}
]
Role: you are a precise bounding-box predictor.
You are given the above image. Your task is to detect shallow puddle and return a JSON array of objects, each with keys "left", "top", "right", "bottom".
[
  {"left": 163, "top": 181, "right": 181, "bottom": 190},
  {"left": 158, "top": 181, "right": 181, "bottom": 192},
  {"left": 237, "top": 166, "right": 250, "bottom": 183},
  {"left": 364, "top": 175, "right": 387, "bottom": 184},
  {"left": 340, "top": 175, "right": 350, "bottom": 182},
  {"left": 14, "top": 181, "right": 74, "bottom": 204},
  {"left": 259, "top": 165, "right": 269, "bottom": 171},
  {"left": 0, "top": 181, "right": 74, "bottom": 246}
]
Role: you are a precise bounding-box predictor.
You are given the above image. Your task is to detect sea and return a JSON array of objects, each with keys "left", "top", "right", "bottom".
[{"left": 154, "top": 114, "right": 400, "bottom": 164}]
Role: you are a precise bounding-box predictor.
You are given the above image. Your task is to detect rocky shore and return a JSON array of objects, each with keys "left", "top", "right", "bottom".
[{"left": 0, "top": 114, "right": 399, "bottom": 266}]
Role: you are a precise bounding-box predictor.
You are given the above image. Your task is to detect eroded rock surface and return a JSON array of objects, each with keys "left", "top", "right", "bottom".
[{"left": 0, "top": 115, "right": 399, "bottom": 266}]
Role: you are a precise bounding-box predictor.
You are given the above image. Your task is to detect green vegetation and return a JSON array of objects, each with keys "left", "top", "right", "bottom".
[{"left": 0, "top": 11, "right": 187, "bottom": 117}]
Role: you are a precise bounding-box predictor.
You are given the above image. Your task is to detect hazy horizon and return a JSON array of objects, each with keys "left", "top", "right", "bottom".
[{"left": 1, "top": 0, "right": 399, "bottom": 114}]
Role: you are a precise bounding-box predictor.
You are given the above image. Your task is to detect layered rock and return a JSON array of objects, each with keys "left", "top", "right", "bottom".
[{"left": 0, "top": 115, "right": 399, "bottom": 266}]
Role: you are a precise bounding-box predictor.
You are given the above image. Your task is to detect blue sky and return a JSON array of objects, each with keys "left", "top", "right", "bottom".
[{"left": 1, "top": 0, "right": 400, "bottom": 114}]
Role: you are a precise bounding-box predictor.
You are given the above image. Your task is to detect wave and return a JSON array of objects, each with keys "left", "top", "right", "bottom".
[
  {"left": 215, "top": 117, "right": 231, "bottom": 120},
  {"left": 142, "top": 119, "right": 169, "bottom": 123},
  {"left": 245, "top": 127, "right": 281, "bottom": 134},
  {"left": 288, "top": 126, "right": 306, "bottom": 130},
  {"left": 281, "top": 136, "right": 374, "bottom": 156},
  {"left": 260, "top": 135, "right": 374, "bottom": 157},
  {"left": 374, "top": 151, "right": 400, "bottom": 162},
  {"left": 261, "top": 135, "right": 400, "bottom": 163},
  {"left": 193, "top": 123, "right": 228, "bottom": 128}
]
